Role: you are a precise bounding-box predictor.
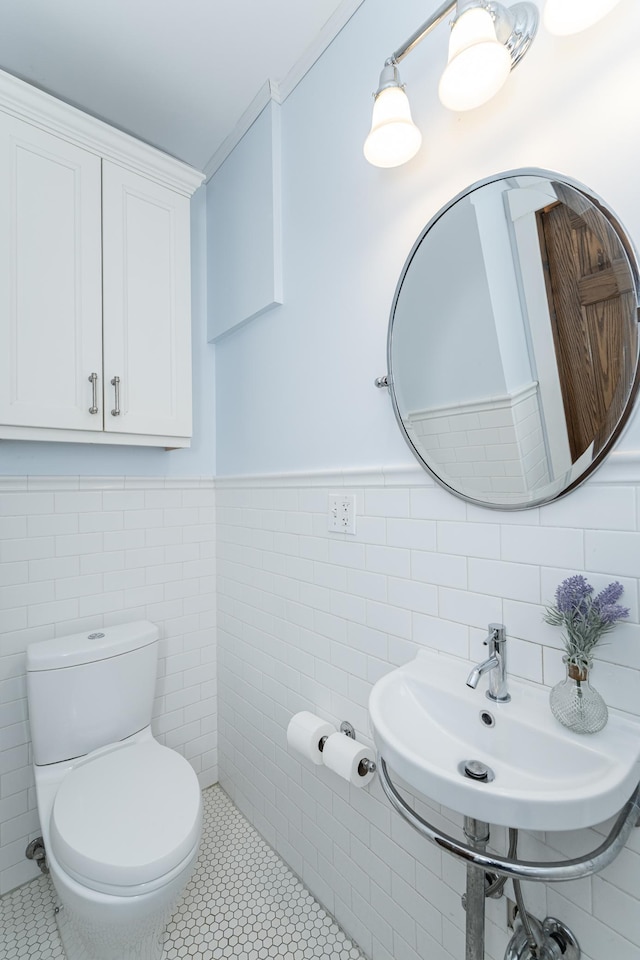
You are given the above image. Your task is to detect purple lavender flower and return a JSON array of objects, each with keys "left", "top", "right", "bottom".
[
  {"left": 593, "top": 581, "right": 624, "bottom": 606},
  {"left": 592, "top": 581, "right": 629, "bottom": 625},
  {"left": 544, "top": 575, "right": 629, "bottom": 670},
  {"left": 554, "top": 575, "right": 592, "bottom": 615},
  {"left": 597, "top": 603, "right": 630, "bottom": 625}
]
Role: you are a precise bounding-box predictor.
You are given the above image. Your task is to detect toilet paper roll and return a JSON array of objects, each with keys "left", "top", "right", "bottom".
[
  {"left": 286, "top": 712, "right": 335, "bottom": 765},
  {"left": 321, "top": 732, "right": 376, "bottom": 788}
]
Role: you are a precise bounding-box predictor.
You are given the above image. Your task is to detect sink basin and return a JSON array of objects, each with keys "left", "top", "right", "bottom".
[{"left": 369, "top": 649, "right": 640, "bottom": 831}]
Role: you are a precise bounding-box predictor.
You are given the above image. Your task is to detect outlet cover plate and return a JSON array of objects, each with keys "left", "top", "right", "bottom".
[{"left": 328, "top": 494, "right": 356, "bottom": 535}]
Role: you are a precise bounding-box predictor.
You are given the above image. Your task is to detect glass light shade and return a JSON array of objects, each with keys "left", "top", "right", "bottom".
[
  {"left": 363, "top": 85, "right": 422, "bottom": 168},
  {"left": 543, "top": 0, "right": 623, "bottom": 35},
  {"left": 438, "top": 6, "right": 512, "bottom": 112}
]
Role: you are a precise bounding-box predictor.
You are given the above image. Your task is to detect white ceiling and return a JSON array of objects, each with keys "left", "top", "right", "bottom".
[{"left": 0, "top": 0, "right": 358, "bottom": 171}]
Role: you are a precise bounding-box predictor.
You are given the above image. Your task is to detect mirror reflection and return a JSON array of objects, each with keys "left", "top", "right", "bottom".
[{"left": 388, "top": 172, "right": 640, "bottom": 509}]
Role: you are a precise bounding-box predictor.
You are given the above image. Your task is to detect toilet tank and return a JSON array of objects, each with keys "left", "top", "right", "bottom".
[{"left": 26, "top": 621, "right": 160, "bottom": 765}]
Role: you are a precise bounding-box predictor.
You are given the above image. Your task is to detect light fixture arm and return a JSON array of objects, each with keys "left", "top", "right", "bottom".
[
  {"left": 389, "top": 0, "right": 456, "bottom": 66},
  {"left": 386, "top": 1, "right": 537, "bottom": 72}
]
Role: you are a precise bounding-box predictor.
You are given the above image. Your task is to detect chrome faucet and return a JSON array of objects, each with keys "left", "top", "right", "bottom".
[{"left": 466, "top": 623, "right": 510, "bottom": 703}]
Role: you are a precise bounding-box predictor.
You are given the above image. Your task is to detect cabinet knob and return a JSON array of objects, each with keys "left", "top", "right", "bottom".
[
  {"left": 110, "top": 376, "right": 121, "bottom": 417},
  {"left": 88, "top": 373, "right": 99, "bottom": 414}
]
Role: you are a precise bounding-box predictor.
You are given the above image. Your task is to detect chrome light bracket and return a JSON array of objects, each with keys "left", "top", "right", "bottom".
[
  {"left": 373, "top": 62, "right": 404, "bottom": 97},
  {"left": 492, "top": 2, "right": 539, "bottom": 70}
]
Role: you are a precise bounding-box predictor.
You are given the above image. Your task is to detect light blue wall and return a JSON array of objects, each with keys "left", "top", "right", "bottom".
[
  {"left": 213, "top": 0, "right": 640, "bottom": 476},
  {"left": 208, "top": 101, "right": 282, "bottom": 341},
  {"left": 0, "top": 184, "right": 216, "bottom": 477},
  {"left": 6, "top": 0, "right": 640, "bottom": 480}
]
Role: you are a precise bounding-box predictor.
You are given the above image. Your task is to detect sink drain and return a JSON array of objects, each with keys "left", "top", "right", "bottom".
[{"left": 459, "top": 759, "right": 495, "bottom": 783}]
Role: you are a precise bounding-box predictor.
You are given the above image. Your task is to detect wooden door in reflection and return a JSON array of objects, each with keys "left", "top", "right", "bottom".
[{"left": 537, "top": 188, "right": 637, "bottom": 462}]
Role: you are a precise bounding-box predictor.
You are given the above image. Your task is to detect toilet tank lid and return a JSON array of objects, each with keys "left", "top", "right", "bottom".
[{"left": 26, "top": 620, "right": 159, "bottom": 671}]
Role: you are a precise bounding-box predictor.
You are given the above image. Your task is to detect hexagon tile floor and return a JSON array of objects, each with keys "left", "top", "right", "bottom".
[{"left": 0, "top": 784, "right": 365, "bottom": 960}]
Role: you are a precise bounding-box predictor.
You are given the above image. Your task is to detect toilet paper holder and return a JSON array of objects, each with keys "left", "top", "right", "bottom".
[{"left": 319, "top": 720, "right": 377, "bottom": 779}]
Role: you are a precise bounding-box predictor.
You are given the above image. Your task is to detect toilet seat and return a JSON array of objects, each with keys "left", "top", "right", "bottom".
[{"left": 50, "top": 740, "right": 201, "bottom": 893}]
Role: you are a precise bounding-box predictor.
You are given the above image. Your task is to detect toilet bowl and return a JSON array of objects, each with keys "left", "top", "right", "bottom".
[{"left": 26, "top": 622, "right": 202, "bottom": 960}]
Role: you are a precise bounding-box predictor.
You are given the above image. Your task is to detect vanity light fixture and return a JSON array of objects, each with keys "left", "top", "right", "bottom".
[
  {"left": 364, "top": 0, "right": 624, "bottom": 168},
  {"left": 364, "top": 1, "right": 538, "bottom": 168}
]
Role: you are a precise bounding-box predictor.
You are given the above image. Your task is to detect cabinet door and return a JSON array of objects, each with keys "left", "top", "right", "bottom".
[
  {"left": 0, "top": 116, "right": 103, "bottom": 429},
  {"left": 102, "top": 162, "right": 192, "bottom": 438}
]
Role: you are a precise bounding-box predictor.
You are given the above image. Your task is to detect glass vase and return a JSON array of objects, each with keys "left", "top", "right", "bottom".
[{"left": 549, "top": 660, "right": 608, "bottom": 734}]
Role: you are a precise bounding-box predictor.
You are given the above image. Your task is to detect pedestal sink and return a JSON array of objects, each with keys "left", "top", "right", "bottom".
[{"left": 369, "top": 648, "right": 640, "bottom": 831}]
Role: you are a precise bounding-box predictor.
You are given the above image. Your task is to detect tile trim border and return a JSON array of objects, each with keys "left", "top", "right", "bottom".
[
  {"left": 0, "top": 448, "right": 638, "bottom": 493},
  {"left": 215, "top": 465, "right": 429, "bottom": 489},
  {"left": 0, "top": 476, "right": 216, "bottom": 492},
  {"left": 215, "top": 451, "right": 640, "bottom": 489}
]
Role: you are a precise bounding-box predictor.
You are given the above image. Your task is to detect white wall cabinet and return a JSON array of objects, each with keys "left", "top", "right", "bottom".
[
  {"left": 0, "top": 71, "right": 203, "bottom": 448},
  {"left": 102, "top": 162, "right": 193, "bottom": 440},
  {"left": 0, "top": 115, "right": 103, "bottom": 433}
]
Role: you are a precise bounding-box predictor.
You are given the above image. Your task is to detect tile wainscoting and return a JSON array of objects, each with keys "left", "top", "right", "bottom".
[
  {"left": 216, "top": 463, "right": 640, "bottom": 960},
  {"left": 1, "top": 461, "right": 640, "bottom": 960},
  {"left": 0, "top": 476, "right": 217, "bottom": 896}
]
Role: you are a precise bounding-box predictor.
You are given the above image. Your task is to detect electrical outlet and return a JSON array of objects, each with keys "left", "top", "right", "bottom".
[{"left": 328, "top": 494, "right": 356, "bottom": 535}]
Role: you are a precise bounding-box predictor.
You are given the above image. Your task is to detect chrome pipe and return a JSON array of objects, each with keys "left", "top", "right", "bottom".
[
  {"left": 463, "top": 815, "right": 490, "bottom": 960},
  {"left": 465, "top": 862, "right": 487, "bottom": 960},
  {"left": 379, "top": 758, "right": 640, "bottom": 882},
  {"left": 390, "top": 1, "right": 456, "bottom": 64}
]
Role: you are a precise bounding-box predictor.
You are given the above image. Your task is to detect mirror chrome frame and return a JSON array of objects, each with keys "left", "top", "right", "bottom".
[{"left": 386, "top": 167, "right": 640, "bottom": 510}]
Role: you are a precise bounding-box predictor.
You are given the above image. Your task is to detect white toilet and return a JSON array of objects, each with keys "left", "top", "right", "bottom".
[{"left": 26, "top": 621, "right": 202, "bottom": 960}]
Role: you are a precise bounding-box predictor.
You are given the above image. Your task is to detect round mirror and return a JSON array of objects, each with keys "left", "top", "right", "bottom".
[{"left": 387, "top": 170, "right": 640, "bottom": 509}]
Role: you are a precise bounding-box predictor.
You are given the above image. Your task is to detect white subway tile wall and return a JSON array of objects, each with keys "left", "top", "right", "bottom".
[
  {"left": 217, "top": 468, "right": 640, "bottom": 960},
  {"left": 0, "top": 477, "right": 217, "bottom": 896}
]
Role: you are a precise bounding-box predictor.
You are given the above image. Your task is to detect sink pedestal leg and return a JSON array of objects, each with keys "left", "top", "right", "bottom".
[{"left": 463, "top": 817, "right": 490, "bottom": 960}]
